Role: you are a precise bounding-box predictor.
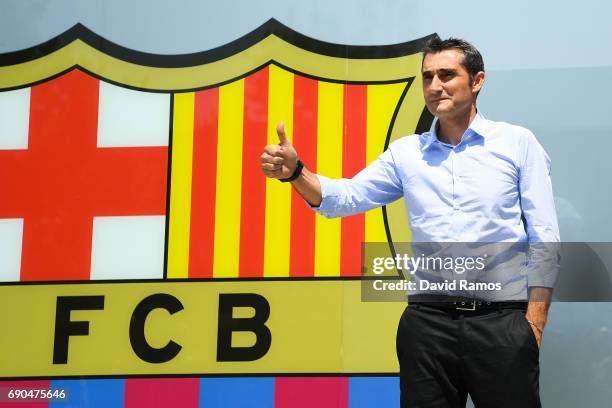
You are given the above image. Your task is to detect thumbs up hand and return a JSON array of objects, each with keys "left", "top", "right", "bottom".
[{"left": 260, "top": 123, "right": 299, "bottom": 179}]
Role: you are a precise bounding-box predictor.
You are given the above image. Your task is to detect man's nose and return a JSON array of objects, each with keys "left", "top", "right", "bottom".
[{"left": 430, "top": 75, "right": 443, "bottom": 91}]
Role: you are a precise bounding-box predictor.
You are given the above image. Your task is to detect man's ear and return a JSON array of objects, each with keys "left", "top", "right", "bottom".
[{"left": 472, "top": 71, "right": 485, "bottom": 93}]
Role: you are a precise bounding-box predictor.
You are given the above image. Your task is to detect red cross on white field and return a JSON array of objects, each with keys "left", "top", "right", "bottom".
[{"left": 0, "top": 69, "right": 168, "bottom": 281}]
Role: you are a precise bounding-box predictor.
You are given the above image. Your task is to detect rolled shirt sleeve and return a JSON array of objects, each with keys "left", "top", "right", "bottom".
[
  {"left": 313, "top": 147, "right": 404, "bottom": 218},
  {"left": 518, "top": 130, "right": 561, "bottom": 288}
]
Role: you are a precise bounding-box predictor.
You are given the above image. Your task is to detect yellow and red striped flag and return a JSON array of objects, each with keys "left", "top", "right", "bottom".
[{"left": 167, "top": 64, "right": 412, "bottom": 279}]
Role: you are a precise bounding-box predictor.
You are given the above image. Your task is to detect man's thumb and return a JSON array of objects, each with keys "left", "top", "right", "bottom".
[{"left": 276, "top": 123, "right": 290, "bottom": 146}]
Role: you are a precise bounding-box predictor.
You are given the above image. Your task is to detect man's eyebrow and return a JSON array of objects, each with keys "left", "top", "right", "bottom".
[
  {"left": 438, "top": 68, "right": 458, "bottom": 75},
  {"left": 421, "top": 68, "right": 458, "bottom": 76}
]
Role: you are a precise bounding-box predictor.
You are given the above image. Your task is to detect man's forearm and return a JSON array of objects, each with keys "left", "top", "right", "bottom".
[
  {"left": 290, "top": 167, "right": 322, "bottom": 207},
  {"left": 526, "top": 287, "right": 552, "bottom": 330}
]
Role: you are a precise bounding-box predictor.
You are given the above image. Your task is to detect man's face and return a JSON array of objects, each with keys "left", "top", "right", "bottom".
[{"left": 421, "top": 49, "right": 484, "bottom": 119}]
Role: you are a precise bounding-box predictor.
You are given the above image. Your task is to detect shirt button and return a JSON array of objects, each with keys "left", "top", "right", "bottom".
[{"left": 453, "top": 203, "right": 460, "bottom": 210}]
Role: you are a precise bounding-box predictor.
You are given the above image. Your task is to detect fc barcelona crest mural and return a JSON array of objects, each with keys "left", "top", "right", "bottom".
[{"left": 0, "top": 19, "right": 435, "bottom": 406}]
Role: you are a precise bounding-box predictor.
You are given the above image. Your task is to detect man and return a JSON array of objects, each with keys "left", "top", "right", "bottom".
[{"left": 260, "top": 37, "right": 559, "bottom": 407}]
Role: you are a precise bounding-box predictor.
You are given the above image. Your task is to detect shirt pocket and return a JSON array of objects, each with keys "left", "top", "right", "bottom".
[
  {"left": 458, "top": 169, "right": 519, "bottom": 214},
  {"left": 402, "top": 174, "right": 450, "bottom": 221}
]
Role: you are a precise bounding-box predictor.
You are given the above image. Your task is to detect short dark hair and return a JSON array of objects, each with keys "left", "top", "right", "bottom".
[{"left": 422, "top": 37, "right": 485, "bottom": 82}]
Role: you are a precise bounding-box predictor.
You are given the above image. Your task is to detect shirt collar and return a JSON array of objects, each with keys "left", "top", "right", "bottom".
[{"left": 421, "top": 111, "right": 487, "bottom": 151}]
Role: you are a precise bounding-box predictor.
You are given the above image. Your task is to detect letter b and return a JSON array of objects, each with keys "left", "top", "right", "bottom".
[{"left": 217, "top": 293, "right": 271, "bottom": 361}]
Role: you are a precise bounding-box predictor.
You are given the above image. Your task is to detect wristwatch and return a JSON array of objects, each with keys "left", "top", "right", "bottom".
[{"left": 279, "top": 159, "right": 304, "bottom": 183}]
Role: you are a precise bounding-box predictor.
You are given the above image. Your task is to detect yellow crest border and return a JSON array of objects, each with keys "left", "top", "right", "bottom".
[{"left": 0, "top": 19, "right": 437, "bottom": 91}]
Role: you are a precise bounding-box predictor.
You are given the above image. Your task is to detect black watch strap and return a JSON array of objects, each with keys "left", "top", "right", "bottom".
[{"left": 279, "top": 159, "right": 304, "bottom": 183}]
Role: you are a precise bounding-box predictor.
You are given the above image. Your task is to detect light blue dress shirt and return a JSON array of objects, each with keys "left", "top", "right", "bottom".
[{"left": 314, "top": 112, "right": 560, "bottom": 300}]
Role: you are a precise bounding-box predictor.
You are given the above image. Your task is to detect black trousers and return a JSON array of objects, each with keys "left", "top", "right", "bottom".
[{"left": 396, "top": 303, "right": 541, "bottom": 408}]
